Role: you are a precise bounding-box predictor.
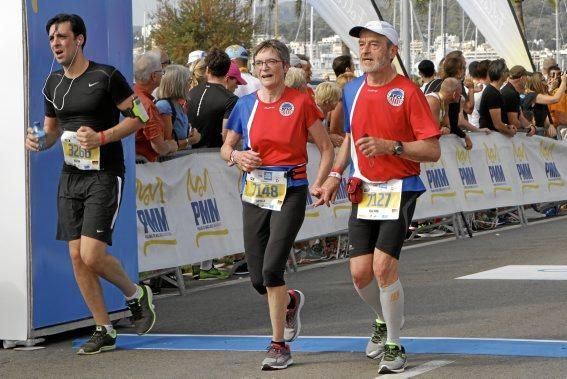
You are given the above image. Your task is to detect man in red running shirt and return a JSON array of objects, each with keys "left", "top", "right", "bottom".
[{"left": 314, "top": 20, "right": 440, "bottom": 374}]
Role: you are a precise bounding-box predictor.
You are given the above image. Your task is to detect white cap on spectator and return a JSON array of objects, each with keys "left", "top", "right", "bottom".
[
  {"left": 225, "top": 45, "right": 249, "bottom": 60},
  {"left": 349, "top": 20, "right": 399, "bottom": 46},
  {"left": 187, "top": 50, "right": 206, "bottom": 65},
  {"left": 289, "top": 54, "right": 302, "bottom": 67}
]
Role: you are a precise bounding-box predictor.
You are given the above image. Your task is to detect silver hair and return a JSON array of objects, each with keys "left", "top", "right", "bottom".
[
  {"left": 157, "top": 64, "right": 190, "bottom": 99},
  {"left": 134, "top": 51, "right": 161, "bottom": 83},
  {"left": 253, "top": 39, "right": 290, "bottom": 66}
]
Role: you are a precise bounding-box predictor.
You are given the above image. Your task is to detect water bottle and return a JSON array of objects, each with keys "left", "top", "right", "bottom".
[{"left": 32, "top": 121, "right": 46, "bottom": 150}]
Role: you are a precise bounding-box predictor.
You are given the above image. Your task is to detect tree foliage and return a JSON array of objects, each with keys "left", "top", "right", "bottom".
[{"left": 150, "top": 0, "right": 254, "bottom": 64}]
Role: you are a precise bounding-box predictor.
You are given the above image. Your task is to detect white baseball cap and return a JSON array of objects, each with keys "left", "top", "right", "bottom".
[
  {"left": 289, "top": 54, "right": 302, "bottom": 67},
  {"left": 225, "top": 45, "right": 249, "bottom": 60},
  {"left": 187, "top": 50, "right": 206, "bottom": 65},
  {"left": 349, "top": 20, "right": 399, "bottom": 46}
]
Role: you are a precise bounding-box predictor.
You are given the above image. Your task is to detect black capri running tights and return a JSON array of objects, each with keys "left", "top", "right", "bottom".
[{"left": 242, "top": 185, "right": 307, "bottom": 295}]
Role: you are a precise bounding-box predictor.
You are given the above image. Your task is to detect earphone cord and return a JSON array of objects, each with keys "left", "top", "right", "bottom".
[{"left": 42, "top": 44, "right": 80, "bottom": 111}]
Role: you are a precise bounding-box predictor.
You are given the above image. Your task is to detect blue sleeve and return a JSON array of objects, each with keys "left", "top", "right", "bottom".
[
  {"left": 342, "top": 92, "right": 351, "bottom": 133},
  {"left": 342, "top": 76, "right": 365, "bottom": 134},
  {"left": 226, "top": 98, "right": 244, "bottom": 134},
  {"left": 155, "top": 99, "right": 172, "bottom": 115}
]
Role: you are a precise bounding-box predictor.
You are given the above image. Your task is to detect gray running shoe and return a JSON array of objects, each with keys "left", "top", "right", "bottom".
[
  {"left": 261, "top": 343, "right": 293, "bottom": 370},
  {"left": 126, "top": 284, "right": 156, "bottom": 335},
  {"left": 378, "top": 344, "right": 407, "bottom": 374},
  {"left": 76, "top": 326, "right": 117, "bottom": 355},
  {"left": 366, "top": 320, "right": 387, "bottom": 359},
  {"left": 284, "top": 289, "right": 305, "bottom": 342}
]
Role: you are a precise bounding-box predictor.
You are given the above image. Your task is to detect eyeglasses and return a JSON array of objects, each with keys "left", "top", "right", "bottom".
[
  {"left": 153, "top": 70, "right": 165, "bottom": 75},
  {"left": 161, "top": 60, "right": 171, "bottom": 66},
  {"left": 253, "top": 59, "right": 282, "bottom": 68}
]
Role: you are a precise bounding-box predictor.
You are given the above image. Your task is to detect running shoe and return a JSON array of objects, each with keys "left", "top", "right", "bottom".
[
  {"left": 198, "top": 267, "right": 230, "bottom": 280},
  {"left": 366, "top": 320, "right": 387, "bottom": 359},
  {"left": 126, "top": 284, "right": 156, "bottom": 335},
  {"left": 284, "top": 289, "right": 305, "bottom": 342},
  {"left": 417, "top": 228, "right": 446, "bottom": 238},
  {"left": 261, "top": 343, "right": 293, "bottom": 370},
  {"left": 76, "top": 326, "right": 117, "bottom": 355},
  {"left": 232, "top": 261, "right": 249, "bottom": 275},
  {"left": 378, "top": 343, "right": 407, "bottom": 374}
]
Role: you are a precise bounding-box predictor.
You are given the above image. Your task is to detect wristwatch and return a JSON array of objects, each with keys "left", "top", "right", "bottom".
[{"left": 392, "top": 141, "right": 404, "bottom": 156}]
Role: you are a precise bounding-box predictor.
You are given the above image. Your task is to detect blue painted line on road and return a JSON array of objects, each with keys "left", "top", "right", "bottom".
[{"left": 72, "top": 334, "right": 567, "bottom": 358}]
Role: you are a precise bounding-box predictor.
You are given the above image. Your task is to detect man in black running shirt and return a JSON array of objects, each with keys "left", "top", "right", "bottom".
[
  {"left": 187, "top": 48, "right": 238, "bottom": 148},
  {"left": 25, "top": 13, "right": 156, "bottom": 355}
]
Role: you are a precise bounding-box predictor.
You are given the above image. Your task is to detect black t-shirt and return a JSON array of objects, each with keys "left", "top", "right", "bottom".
[
  {"left": 187, "top": 82, "right": 238, "bottom": 148},
  {"left": 478, "top": 84, "right": 503, "bottom": 131},
  {"left": 522, "top": 92, "right": 550, "bottom": 128},
  {"left": 44, "top": 61, "right": 133, "bottom": 176},
  {"left": 500, "top": 82, "right": 520, "bottom": 124}
]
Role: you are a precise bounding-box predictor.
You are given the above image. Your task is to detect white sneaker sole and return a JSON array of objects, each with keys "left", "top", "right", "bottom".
[
  {"left": 261, "top": 358, "right": 293, "bottom": 370},
  {"left": 366, "top": 349, "right": 384, "bottom": 359},
  {"left": 378, "top": 362, "right": 407, "bottom": 374},
  {"left": 76, "top": 344, "right": 116, "bottom": 355}
]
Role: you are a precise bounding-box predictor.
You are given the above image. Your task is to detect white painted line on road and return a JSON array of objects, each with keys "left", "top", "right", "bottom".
[
  {"left": 457, "top": 265, "right": 567, "bottom": 280},
  {"left": 377, "top": 360, "right": 453, "bottom": 378}
]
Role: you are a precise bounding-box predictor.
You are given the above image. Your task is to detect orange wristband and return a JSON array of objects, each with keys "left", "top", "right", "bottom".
[{"left": 99, "top": 131, "right": 106, "bottom": 145}]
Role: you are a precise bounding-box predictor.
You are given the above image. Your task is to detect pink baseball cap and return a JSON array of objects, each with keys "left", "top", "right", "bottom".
[{"left": 226, "top": 63, "right": 247, "bottom": 85}]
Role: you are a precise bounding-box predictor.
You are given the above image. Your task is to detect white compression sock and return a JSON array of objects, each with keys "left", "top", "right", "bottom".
[
  {"left": 354, "top": 278, "right": 384, "bottom": 322},
  {"left": 125, "top": 284, "right": 142, "bottom": 301},
  {"left": 379, "top": 279, "right": 404, "bottom": 346}
]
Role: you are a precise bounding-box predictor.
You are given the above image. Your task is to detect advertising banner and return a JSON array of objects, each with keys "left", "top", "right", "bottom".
[
  {"left": 138, "top": 134, "right": 567, "bottom": 272},
  {"left": 456, "top": 0, "right": 534, "bottom": 69}
]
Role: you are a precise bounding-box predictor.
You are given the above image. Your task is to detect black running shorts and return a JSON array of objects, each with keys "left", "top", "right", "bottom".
[
  {"left": 348, "top": 191, "right": 420, "bottom": 260},
  {"left": 242, "top": 185, "right": 307, "bottom": 294},
  {"left": 56, "top": 172, "right": 123, "bottom": 245}
]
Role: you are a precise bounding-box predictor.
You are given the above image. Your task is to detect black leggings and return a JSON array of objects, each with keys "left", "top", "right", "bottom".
[{"left": 242, "top": 185, "right": 307, "bottom": 295}]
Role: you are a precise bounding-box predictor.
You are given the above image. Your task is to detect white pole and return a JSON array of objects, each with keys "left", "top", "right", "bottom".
[
  {"left": 410, "top": 1, "right": 414, "bottom": 42},
  {"left": 393, "top": 0, "right": 397, "bottom": 31},
  {"left": 400, "top": 0, "right": 403, "bottom": 32},
  {"left": 441, "top": 0, "right": 445, "bottom": 57},
  {"left": 556, "top": 0, "right": 560, "bottom": 63},
  {"left": 310, "top": 6, "right": 314, "bottom": 60},
  {"left": 252, "top": 0, "right": 256, "bottom": 40},
  {"left": 143, "top": 10, "right": 147, "bottom": 53},
  {"left": 461, "top": 9, "right": 464, "bottom": 50},
  {"left": 475, "top": 26, "right": 478, "bottom": 50},
  {"left": 401, "top": 0, "right": 410, "bottom": 71},
  {"left": 427, "top": 0, "right": 431, "bottom": 59}
]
